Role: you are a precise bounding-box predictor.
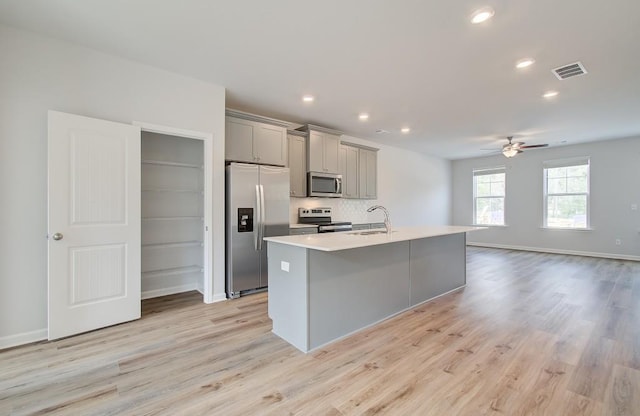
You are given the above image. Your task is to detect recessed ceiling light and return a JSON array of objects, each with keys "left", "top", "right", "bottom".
[
  {"left": 359, "top": 113, "right": 369, "bottom": 121},
  {"left": 470, "top": 7, "right": 495, "bottom": 24},
  {"left": 516, "top": 58, "right": 535, "bottom": 69},
  {"left": 302, "top": 95, "right": 314, "bottom": 102},
  {"left": 401, "top": 127, "right": 411, "bottom": 133},
  {"left": 543, "top": 91, "right": 559, "bottom": 98}
]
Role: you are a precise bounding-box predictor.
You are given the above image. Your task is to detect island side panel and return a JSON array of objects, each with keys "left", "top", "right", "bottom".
[
  {"left": 409, "top": 233, "right": 466, "bottom": 306},
  {"left": 267, "top": 242, "right": 310, "bottom": 352},
  {"left": 308, "top": 241, "right": 411, "bottom": 350}
]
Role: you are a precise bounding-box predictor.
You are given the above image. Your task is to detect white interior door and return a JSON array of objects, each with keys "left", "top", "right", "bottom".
[{"left": 48, "top": 111, "right": 141, "bottom": 340}]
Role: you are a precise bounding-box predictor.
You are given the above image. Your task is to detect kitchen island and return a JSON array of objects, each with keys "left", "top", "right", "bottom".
[{"left": 264, "top": 225, "right": 484, "bottom": 353}]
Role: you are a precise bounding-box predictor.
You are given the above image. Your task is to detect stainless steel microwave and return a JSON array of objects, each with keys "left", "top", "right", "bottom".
[{"left": 308, "top": 172, "right": 342, "bottom": 197}]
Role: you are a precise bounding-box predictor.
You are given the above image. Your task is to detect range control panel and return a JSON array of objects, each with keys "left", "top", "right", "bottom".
[{"left": 299, "top": 207, "right": 332, "bottom": 218}]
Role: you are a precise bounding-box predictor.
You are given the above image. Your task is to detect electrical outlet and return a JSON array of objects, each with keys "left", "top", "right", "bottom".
[
  {"left": 632, "top": 204, "right": 638, "bottom": 211},
  {"left": 281, "top": 261, "right": 290, "bottom": 272},
  {"left": 615, "top": 239, "right": 622, "bottom": 246}
]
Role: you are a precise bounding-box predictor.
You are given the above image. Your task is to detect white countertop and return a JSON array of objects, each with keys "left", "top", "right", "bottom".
[{"left": 265, "top": 225, "right": 486, "bottom": 252}]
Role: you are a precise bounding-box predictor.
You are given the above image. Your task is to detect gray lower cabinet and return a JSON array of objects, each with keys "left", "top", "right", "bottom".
[
  {"left": 287, "top": 131, "right": 307, "bottom": 197},
  {"left": 352, "top": 223, "right": 385, "bottom": 231},
  {"left": 351, "top": 223, "right": 370, "bottom": 231},
  {"left": 289, "top": 227, "right": 318, "bottom": 235},
  {"left": 225, "top": 111, "right": 288, "bottom": 166}
]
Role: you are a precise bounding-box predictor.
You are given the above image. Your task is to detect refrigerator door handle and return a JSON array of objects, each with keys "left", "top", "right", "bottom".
[
  {"left": 255, "top": 184, "right": 261, "bottom": 251},
  {"left": 258, "top": 184, "right": 266, "bottom": 250}
]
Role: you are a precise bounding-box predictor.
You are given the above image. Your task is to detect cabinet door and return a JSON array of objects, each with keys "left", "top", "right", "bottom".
[
  {"left": 359, "top": 149, "right": 378, "bottom": 199},
  {"left": 323, "top": 133, "right": 340, "bottom": 174},
  {"left": 308, "top": 131, "right": 324, "bottom": 172},
  {"left": 255, "top": 124, "right": 286, "bottom": 166},
  {"left": 288, "top": 134, "right": 306, "bottom": 197},
  {"left": 226, "top": 118, "right": 255, "bottom": 163},
  {"left": 339, "top": 144, "right": 359, "bottom": 198},
  {"left": 338, "top": 145, "right": 347, "bottom": 194}
]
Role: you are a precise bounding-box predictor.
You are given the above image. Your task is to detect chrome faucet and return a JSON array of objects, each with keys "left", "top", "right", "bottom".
[{"left": 367, "top": 205, "right": 392, "bottom": 234}]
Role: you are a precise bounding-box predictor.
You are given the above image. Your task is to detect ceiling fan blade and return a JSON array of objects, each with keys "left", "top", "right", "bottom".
[{"left": 520, "top": 144, "right": 549, "bottom": 149}]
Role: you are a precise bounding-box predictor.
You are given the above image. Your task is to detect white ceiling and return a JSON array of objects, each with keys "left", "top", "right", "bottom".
[{"left": 1, "top": 0, "right": 639, "bottom": 159}]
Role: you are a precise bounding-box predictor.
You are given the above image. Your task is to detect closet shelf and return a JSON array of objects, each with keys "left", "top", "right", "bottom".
[
  {"left": 142, "top": 159, "right": 203, "bottom": 169},
  {"left": 142, "top": 216, "right": 204, "bottom": 221},
  {"left": 142, "top": 265, "right": 203, "bottom": 278},
  {"left": 142, "top": 241, "right": 204, "bottom": 249},
  {"left": 142, "top": 188, "right": 203, "bottom": 193}
]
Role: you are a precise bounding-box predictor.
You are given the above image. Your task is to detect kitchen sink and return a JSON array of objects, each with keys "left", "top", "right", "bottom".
[{"left": 349, "top": 230, "right": 394, "bottom": 236}]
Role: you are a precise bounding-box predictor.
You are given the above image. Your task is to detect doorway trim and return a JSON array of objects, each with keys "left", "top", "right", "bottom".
[{"left": 134, "top": 121, "right": 214, "bottom": 303}]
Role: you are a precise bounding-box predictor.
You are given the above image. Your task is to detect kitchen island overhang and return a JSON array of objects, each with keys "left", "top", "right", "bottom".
[{"left": 264, "top": 226, "right": 485, "bottom": 353}]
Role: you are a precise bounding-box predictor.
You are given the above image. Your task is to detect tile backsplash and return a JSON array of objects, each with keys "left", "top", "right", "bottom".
[{"left": 289, "top": 197, "right": 380, "bottom": 225}]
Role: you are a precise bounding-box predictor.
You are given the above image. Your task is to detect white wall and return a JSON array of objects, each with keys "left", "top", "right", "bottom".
[
  {"left": 0, "top": 24, "right": 227, "bottom": 348},
  {"left": 289, "top": 135, "right": 452, "bottom": 226},
  {"left": 452, "top": 136, "right": 640, "bottom": 260}
]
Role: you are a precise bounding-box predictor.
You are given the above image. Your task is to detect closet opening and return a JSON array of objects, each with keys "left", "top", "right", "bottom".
[{"left": 141, "top": 131, "right": 206, "bottom": 300}]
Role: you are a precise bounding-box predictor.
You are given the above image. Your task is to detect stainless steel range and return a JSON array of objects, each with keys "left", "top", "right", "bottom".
[{"left": 298, "top": 207, "right": 352, "bottom": 233}]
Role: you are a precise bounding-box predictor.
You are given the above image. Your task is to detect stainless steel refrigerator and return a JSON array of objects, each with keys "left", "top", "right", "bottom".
[{"left": 226, "top": 163, "right": 290, "bottom": 298}]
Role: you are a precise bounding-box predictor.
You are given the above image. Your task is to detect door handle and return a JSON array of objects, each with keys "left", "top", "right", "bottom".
[
  {"left": 52, "top": 233, "right": 63, "bottom": 241},
  {"left": 258, "top": 185, "right": 265, "bottom": 251},
  {"left": 255, "top": 185, "right": 261, "bottom": 251}
]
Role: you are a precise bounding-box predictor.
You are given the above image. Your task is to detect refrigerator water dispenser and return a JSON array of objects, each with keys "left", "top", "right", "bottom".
[{"left": 237, "top": 208, "right": 253, "bottom": 232}]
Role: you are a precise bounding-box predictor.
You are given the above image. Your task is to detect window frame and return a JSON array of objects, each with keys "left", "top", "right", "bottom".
[
  {"left": 472, "top": 166, "right": 506, "bottom": 226},
  {"left": 542, "top": 157, "right": 591, "bottom": 230}
]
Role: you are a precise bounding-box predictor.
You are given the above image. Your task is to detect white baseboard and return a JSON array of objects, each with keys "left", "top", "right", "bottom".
[
  {"left": 205, "top": 292, "right": 228, "bottom": 304},
  {"left": 467, "top": 242, "right": 640, "bottom": 262},
  {"left": 0, "top": 328, "right": 47, "bottom": 350},
  {"left": 141, "top": 283, "right": 199, "bottom": 300}
]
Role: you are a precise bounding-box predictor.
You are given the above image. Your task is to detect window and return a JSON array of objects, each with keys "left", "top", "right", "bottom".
[
  {"left": 543, "top": 157, "right": 590, "bottom": 229},
  {"left": 473, "top": 167, "right": 505, "bottom": 225}
]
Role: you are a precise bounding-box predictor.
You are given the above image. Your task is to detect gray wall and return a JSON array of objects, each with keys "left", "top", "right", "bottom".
[
  {"left": 452, "top": 136, "right": 640, "bottom": 260},
  {"left": 0, "top": 24, "right": 227, "bottom": 347}
]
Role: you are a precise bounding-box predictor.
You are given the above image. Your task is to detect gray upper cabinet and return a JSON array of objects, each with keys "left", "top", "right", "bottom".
[
  {"left": 358, "top": 148, "right": 378, "bottom": 199},
  {"left": 339, "top": 144, "right": 359, "bottom": 198},
  {"left": 322, "top": 133, "right": 340, "bottom": 173},
  {"left": 308, "top": 131, "right": 325, "bottom": 172},
  {"left": 298, "top": 124, "right": 342, "bottom": 174},
  {"left": 340, "top": 142, "right": 378, "bottom": 199},
  {"left": 287, "top": 131, "right": 307, "bottom": 197},
  {"left": 225, "top": 110, "right": 288, "bottom": 166}
]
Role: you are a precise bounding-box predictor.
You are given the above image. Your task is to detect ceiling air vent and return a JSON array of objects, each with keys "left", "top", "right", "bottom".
[
  {"left": 552, "top": 61, "right": 588, "bottom": 80},
  {"left": 375, "top": 129, "right": 389, "bottom": 134}
]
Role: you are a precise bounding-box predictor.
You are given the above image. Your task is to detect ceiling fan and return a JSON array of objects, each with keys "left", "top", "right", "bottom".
[{"left": 500, "top": 136, "right": 548, "bottom": 158}]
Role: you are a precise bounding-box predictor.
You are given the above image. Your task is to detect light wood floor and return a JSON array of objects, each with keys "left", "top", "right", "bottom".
[{"left": 2, "top": 247, "right": 640, "bottom": 415}]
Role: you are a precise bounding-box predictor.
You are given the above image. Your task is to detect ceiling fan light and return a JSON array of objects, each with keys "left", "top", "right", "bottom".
[{"left": 502, "top": 147, "right": 519, "bottom": 158}]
